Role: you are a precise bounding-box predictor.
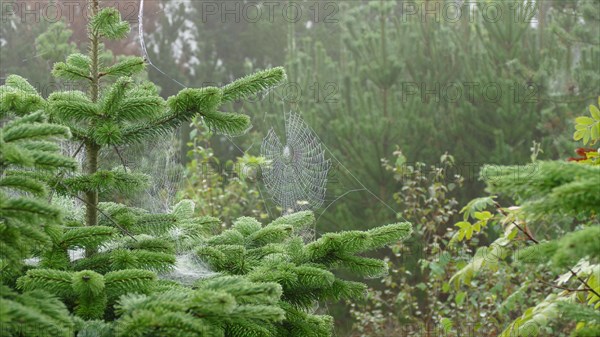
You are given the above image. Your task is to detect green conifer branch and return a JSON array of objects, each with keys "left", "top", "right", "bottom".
[
  {"left": 17, "top": 269, "right": 73, "bottom": 297},
  {"left": 0, "top": 175, "right": 47, "bottom": 197},
  {"left": 54, "top": 170, "right": 150, "bottom": 195},
  {"left": 99, "top": 56, "right": 146, "bottom": 78},
  {"left": 0, "top": 76, "right": 45, "bottom": 116},
  {"left": 1, "top": 197, "right": 61, "bottom": 220},
  {"left": 89, "top": 8, "right": 130, "bottom": 40},
  {"left": 221, "top": 67, "right": 287, "bottom": 102},
  {"left": 52, "top": 62, "right": 92, "bottom": 81},
  {"left": 0, "top": 286, "right": 74, "bottom": 337},
  {"left": 48, "top": 91, "right": 99, "bottom": 125},
  {"left": 60, "top": 226, "right": 117, "bottom": 250},
  {"left": 73, "top": 249, "right": 175, "bottom": 274},
  {"left": 72, "top": 270, "right": 107, "bottom": 319}
]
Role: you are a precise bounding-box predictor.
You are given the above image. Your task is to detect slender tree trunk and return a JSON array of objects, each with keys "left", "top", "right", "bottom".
[
  {"left": 84, "top": 142, "right": 99, "bottom": 227},
  {"left": 90, "top": 1, "right": 99, "bottom": 102},
  {"left": 85, "top": 0, "right": 100, "bottom": 257}
]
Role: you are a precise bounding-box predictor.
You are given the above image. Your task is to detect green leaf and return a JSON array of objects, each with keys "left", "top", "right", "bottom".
[
  {"left": 591, "top": 123, "right": 600, "bottom": 140},
  {"left": 455, "top": 221, "right": 471, "bottom": 241},
  {"left": 574, "top": 129, "right": 586, "bottom": 141},
  {"left": 460, "top": 196, "right": 496, "bottom": 221},
  {"left": 455, "top": 221, "right": 470, "bottom": 229},
  {"left": 507, "top": 228, "right": 519, "bottom": 240},
  {"left": 465, "top": 226, "right": 474, "bottom": 240},
  {"left": 590, "top": 104, "right": 600, "bottom": 120},
  {"left": 473, "top": 211, "right": 492, "bottom": 220},
  {"left": 455, "top": 291, "right": 466, "bottom": 306},
  {"left": 576, "top": 116, "right": 595, "bottom": 125}
]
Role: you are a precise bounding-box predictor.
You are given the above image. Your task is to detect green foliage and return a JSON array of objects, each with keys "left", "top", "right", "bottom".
[
  {"left": 34, "top": 21, "right": 77, "bottom": 71},
  {"left": 128, "top": 1, "right": 600, "bottom": 335},
  {"left": 0, "top": 91, "right": 75, "bottom": 336},
  {"left": 179, "top": 123, "right": 269, "bottom": 224},
  {"left": 221, "top": 67, "right": 286, "bottom": 103},
  {"left": 0, "top": 285, "right": 74, "bottom": 337},
  {"left": 483, "top": 161, "right": 600, "bottom": 218},
  {"left": 17, "top": 268, "right": 156, "bottom": 319},
  {"left": 449, "top": 155, "right": 599, "bottom": 335},
  {"left": 54, "top": 169, "right": 150, "bottom": 196},
  {"left": 215, "top": 0, "right": 599, "bottom": 235},
  {"left": 0, "top": 75, "right": 46, "bottom": 116},
  {"left": 0, "top": 104, "right": 75, "bottom": 273},
  {"left": 571, "top": 97, "right": 600, "bottom": 165},
  {"left": 89, "top": 8, "right": 131, "bottom": 40},
  {"left": 574, "top": 97, "right": 600, "bottom": 146},
  {"left": 348, "top": 151, "right": 467, "bottom": 335},
  {"left": 101, "top": 56, "right": 146, "bottom": 78},
  {"left": 519, "top": 226, "right": 600, "bottom": 270},
  {"left": 52, "top": 54, "right": 93, "bottom": 81},
  {"left": 114, "top": 277, "right": 284, "bottom": 337},
  {"left": 453, "top": 210, "right": 493, "bottom": 242},
  {"left": 11, "top": 207, "right": 410, "bottom": 335}
]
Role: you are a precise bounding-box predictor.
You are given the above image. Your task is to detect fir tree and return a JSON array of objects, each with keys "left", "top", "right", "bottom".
[
  {"left": 0, "top": 76, "right": 77, "bottom": 336},
  {"left": 42, "top": 0, "right": 285, "bottom": 257},
  {"left": 0, "top": 75, "right": 77, "bottom": 273},
  {"left": 0, "top": 1, "right": 413, "bottom": 335}
]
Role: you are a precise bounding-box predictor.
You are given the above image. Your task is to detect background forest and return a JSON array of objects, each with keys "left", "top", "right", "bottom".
[{"left": 0, "top": 0, "right": 599, "bottom": 336}]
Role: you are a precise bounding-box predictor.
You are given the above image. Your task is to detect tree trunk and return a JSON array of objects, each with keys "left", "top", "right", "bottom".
[{"left": 85, "top": 0, "right": 100, "bottom": 257}]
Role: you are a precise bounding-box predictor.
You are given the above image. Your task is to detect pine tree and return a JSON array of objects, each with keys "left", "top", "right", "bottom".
[{"left": 0, "top": 1, "right": 413, "bottom": 335}]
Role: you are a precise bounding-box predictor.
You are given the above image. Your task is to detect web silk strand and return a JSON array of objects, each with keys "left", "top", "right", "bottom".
[{"left": 138, "top": 0, "right": 187, "bottom": 89}]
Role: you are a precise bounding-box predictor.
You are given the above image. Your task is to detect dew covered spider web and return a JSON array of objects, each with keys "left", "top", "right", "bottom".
[
  {"left": 261, "top": 112, "right": 331, "bottom": 214},
  {"left": 100, "top": 133, "right": 185, "bottom": 213}
]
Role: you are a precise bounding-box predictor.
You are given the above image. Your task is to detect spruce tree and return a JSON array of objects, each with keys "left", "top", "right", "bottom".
[{"left": 0, "top": 1, "right": 413, "bottom": 335}]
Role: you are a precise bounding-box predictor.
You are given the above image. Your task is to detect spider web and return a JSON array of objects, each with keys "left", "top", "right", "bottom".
[
  {"left": 261, "top": 112, "right": 331, "bottom": 214},
  {"left": 102, "top": 133, "right": 185, "bottom": 213}
]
